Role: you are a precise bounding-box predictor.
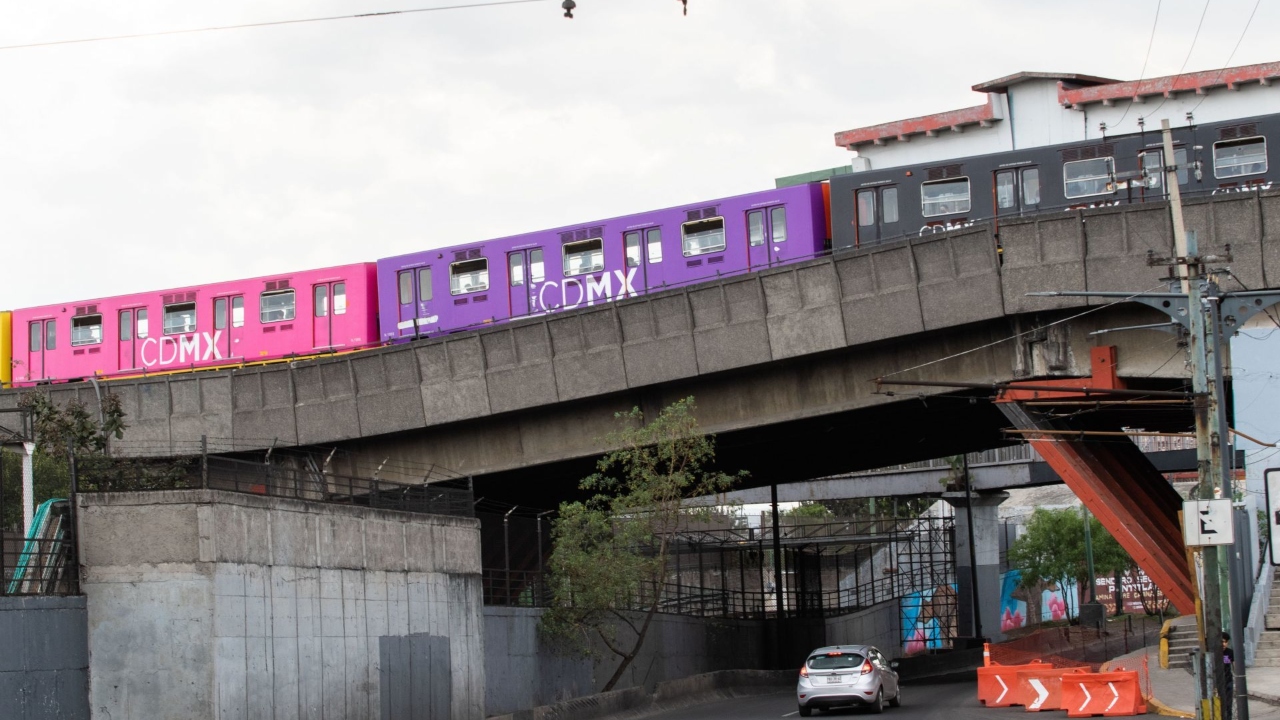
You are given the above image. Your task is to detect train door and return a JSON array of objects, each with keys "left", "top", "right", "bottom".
[
  {"left": 746, "top": 205, "right": 791, "bottom": 268},
  {"left": 27, "top": 320, "right": 51, "bottom": 381},
  {"left": 623, "top": 231, "right": 648, "bottom": 290},
  {"left": 118, "top": 309, "right": 135, "bottom": 370},
  {"left": 853, "top": 186, "right": 899, "bottom": 247},
  {"left": 505, "top": 249, "right": 544, "bottom": 316},
  {"left": 312, "top": 281, "right": 346, "bottom": 349},
  {"left": 993, "top": 167, "right": 1040, "bottom": 218},
  {"left": 213, "top": 294, "right": 244, "bottom": 359},
  {"left": 396, "top": 266, "right": 437, "bottom": 337}
]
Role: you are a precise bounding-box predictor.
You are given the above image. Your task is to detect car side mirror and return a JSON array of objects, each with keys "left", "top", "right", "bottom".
[{"left": 890, "top": 661, "right": 899, "bottom": 669}]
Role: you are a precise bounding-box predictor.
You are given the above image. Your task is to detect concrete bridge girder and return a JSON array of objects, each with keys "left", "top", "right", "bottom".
[{"left": 1, "top": 191, "right": 1275, "bottom": 487}]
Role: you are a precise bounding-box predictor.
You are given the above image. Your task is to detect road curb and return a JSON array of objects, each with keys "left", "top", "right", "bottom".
[
  {"left": 1248, "top": 690, "right": 1280, "bottom": 707},
  {"left": 1145, "top": 693, "right": 1195, "bottom": 718}
]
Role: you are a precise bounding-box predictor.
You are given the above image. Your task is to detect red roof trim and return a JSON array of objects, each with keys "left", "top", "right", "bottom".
[
  {"left": 1059, "top": 61, "right": 1280, "bottom": 108},
  {"left": 833, "top": 97, "right": 999, "bottom": 148}
]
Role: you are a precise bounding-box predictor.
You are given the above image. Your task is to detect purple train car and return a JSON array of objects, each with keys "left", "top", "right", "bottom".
[{"left": 376, "top": 183, "right": 829, "bottom": 341}]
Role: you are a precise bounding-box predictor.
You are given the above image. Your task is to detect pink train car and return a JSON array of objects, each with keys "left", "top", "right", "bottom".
[{"left": 8, "top": 263, "right": 378, "bottom": 386}]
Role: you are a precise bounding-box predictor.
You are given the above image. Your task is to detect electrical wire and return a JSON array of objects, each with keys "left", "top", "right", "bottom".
[
  {"left": 0, "top": 0, "right": 553, "bottom": 52},
  {"left": 1191, "top": 0, "right": 1264, "bottom": 115},
  {"left": 1143, "top": 0, "right": 1213, "bottom": 121},
  {"left": 1113, "top": 0, "right": 1163, "bottom": 130},
  {"left": 880, "top": 282, "right": 1170, "bottom": 380}
]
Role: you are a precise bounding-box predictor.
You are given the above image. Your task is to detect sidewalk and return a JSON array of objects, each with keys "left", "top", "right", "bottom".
[{"left": 1107, "top": 644, "right": 1280, "bottom": 718}]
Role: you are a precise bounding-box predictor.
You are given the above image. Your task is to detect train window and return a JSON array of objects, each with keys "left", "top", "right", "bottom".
[
  {"left": 682, "top": 217, "right": 726, "bottom": 256},
  {"left": 748, "top": 211, "right": 766, "bottom": 245},
  {"left": 231, "top": 298, "right": 244, "bottom": 328},
  {"left": 530, "top": 250, "right": 545, "bottom": 283},
  {"left": 771, "top": 207, "right": 787, "bottom": 242},
  {"left": 1021, "top": 168, "right": 1040, "bottom": 205},
  {"left": 71, "top": 315, "right": 102, "bottom": 346},
  {"left": 921, "top": 178, "right": 971, "bottom": 217},
  {"left": 417, "top": 269, "right": 431, "bottom": 302},
  {"left": 646, "top": 229, "right": 663, "bottom": 263},
  {"left": 625, "top": 232, "right": 643, "bottom": 266},
  {"left": 163, "top": 303, "right": 196, "bottom": 335},
  {"left": 996, "top": 171, "right": 1016, "bottom": 209},
  {"left": 334, "top": 283, "right": 347, "bottom": 314},
  {"left": 314, "top": 286, "right": 327, "bottom": 317},
  {"left": 1213, "top": 137, "right": 1267, "bottom": 179},
  {"left": 260, "top": 290, "right": 296, "bottom": 323},
  {"left": 450, "top": 258, "right": 489, "bottom": 295},
  {"left": 563, "top": 238, "right": 604, "bottom": 276},
  {"left": 398, "top": 271, "right": 413, "bottom": 304},
  {"left": 45, "top": 320, "right": 55, "bottom": 351},
  {"left": 215, "top": 297, "right": 228, "bottom": 329},
  {"left": 856, "top": 190, "right": 875, "bottom": 226},
  {"left": 29, "top": 322, "right": 40, "bottom": 353},
  {"left": 882, "top": 188, "right": 899, "bottom": 223},
  {"left": 70, "top": 315, "right": 101, "bottom": 346},
  {"left": 137, "top": 309, "right": 149, "bottom": 338},
  {"left": 1063, "top": 157, "right": 1115, "bottom": 198},
  {"left": 120, "top": 310, "right": 133, "bottom": 341},
  {"left": 509, "top": 253, "right": 525, "bottom": 286}
]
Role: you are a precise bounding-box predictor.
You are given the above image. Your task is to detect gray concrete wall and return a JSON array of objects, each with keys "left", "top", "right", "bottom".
[
  {"left": 78, "top": 490, "right": 484, "bottom": 720},
  {"left": 824, "top": 600, "right": 902, "bottom": 660},
  {"left": 7, "top": 190, "right": 1273, "bottom": 474},
  {"left": 482, "top": 607, "right": 764, "bottom": 717},
  {"left": 0, "top": 595, "right": 89, "bottom": 720}
]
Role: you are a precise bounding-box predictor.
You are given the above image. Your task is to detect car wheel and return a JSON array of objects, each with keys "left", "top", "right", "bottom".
[
  {"left": 889, "top": 686, "right": 901, "bottom": 708},
  {"left": 799, "top": 704, "right": 812, "bottom": 717},
  {"left": 868, "top": 687, "right": 884, "bottom": 714}
]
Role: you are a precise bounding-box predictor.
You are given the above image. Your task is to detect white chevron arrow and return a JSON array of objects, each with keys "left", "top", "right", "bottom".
[
  {"left": 996, "top": 675, "right": 1009, "bottom": 704},
  {"left": 1079, "top": 683, "right": 1092, "bottom": 713},
  {"left": 1029, "top": 679, "right": 1049, "bottom": 710},
  {"left": 1106, "top": 682, "right": 1119, "bottom": 712}
]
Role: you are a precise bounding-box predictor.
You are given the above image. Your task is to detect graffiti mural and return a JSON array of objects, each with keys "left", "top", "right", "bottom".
[{"left": 900, "top": 584, "right": 957, "bottom": 654}]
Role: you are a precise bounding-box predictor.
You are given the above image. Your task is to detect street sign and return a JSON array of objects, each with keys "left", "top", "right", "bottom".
[
  {"left": 1266, "top": 469, "right": 1280, "bottom": 564},
  {"left": 1182, "top": 499, "right": 1234, "bottom": 546}
]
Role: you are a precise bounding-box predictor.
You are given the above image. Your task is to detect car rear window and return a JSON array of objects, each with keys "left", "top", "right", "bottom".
[{"left": 807, "top": 653, "right": 864, "bottom": 670}]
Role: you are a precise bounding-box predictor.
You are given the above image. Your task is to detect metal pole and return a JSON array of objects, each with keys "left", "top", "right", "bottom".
[
  {"left": 771, "top": 482, "right": 784, "bottom": 620},
  {"left": 503, "top": 506, "right": 515, "bottom": 605},
  {"left": 21, "top": 442, "right": 34, "bottom": 538},
  {"left": 1, "top": 447, "right": 7, "bottom": 591},
  {"left": 1163, "top": 119, "right": 1224, "bottom": 717},
  {"left": 1083, "top": 506, "right": 1097, "bottom": 602},
  {"left": 201, "top": 435, "right": 209, "bottom": 489},
  {"left": 963, "top": 454, "right": 983, "bottom": 641},
  {"left": 1210, "top": 288, "right": 1249, "bottom": 720}
]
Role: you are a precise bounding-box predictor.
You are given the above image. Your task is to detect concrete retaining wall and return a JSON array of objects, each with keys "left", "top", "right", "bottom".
[
  {"left": 483, "top": 607, "right": 764, "bottom": 717},
  {"left": 78, "top": 490, "right": 484, "bottom": 720},
  {"left": 484, "top": 600, "right": 903, "bottom": 717},
  {"left": 0, "top": 595, "right": 89, "bottom": 720}
]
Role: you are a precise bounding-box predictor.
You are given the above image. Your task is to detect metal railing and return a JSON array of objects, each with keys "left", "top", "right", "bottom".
[
  {"left": 76, "top": 454, "right": 474, "bottom": 518},
  {"left": 2, "top": 528, "right": 78, "bottom": 597}
]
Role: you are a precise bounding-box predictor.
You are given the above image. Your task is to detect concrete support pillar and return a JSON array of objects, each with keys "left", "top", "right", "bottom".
[
  {"left": 22, "top": 442, "right": 34, "bottom": 537},
  {"left": 944, "top": 490, "right": 1008, "bottom": 644}
]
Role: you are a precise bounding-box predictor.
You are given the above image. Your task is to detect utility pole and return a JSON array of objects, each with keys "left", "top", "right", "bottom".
[{"left": 1025, "top": 121, "right": 1280, "bottom": 720}]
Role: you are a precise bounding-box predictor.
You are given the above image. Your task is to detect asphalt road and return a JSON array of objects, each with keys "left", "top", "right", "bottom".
[{"left": 632, "top": 682, "right": 995, "bottom": 720}]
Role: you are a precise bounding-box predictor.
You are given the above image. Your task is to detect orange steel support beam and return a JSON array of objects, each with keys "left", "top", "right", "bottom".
[{"left": 997, "top": 347, "right": 1196, "bottom": 614}]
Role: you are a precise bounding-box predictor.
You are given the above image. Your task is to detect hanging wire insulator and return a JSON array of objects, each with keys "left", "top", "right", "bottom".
[
  {"left": 680, "top": 0, "right": 688, "bottom": 15},
  {"left": 562, "top": 0, "right": 575, "bottom": 18}
]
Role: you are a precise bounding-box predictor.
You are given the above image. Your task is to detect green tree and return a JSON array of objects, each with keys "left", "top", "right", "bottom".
[
  {"left": 540, "top": 397, "right": 742, "bottom": 691},
  {"left": 783, "top": 502, "right": 832, "bottom": 521},
  {"left": 1008, "top": 507, "right": 1133, "bottom": 622}
]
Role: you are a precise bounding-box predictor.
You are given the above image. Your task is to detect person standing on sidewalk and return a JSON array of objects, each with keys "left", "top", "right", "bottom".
[{"left": 1223, "top": 633, "right": 1235, "bottom": 720}]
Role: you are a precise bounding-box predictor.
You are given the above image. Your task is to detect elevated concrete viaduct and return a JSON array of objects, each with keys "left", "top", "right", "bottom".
[{"left": 5, "top": 190, "right": 1277, "bottom": 615}]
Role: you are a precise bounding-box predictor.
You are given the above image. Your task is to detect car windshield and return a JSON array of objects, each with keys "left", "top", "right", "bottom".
[{"left": 808, "top": 653, "right": 864, "bottom": 670}]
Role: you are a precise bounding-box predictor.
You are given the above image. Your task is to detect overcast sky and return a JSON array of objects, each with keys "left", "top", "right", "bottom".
[{"left": 2, "top": 0, "right": 1278, "bottom": 454}]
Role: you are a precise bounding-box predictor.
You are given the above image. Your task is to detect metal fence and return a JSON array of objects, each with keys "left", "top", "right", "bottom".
[{"left": 76, "top": 454, "right": 474, "bottom": 518}]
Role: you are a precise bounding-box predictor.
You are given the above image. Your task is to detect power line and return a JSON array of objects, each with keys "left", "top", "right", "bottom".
[
  {"left": 1114, "top": 0, "right": 1163, "bottom": 130},
  {"left": 1143, "top": 0, "right": 1212, "bottom": 121},
  {"left": 1192, "top": 0, "right": 1264, "bottom": 115},
  {"left": 0, "top": 0, "right": 553, "bottom": 52}
]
